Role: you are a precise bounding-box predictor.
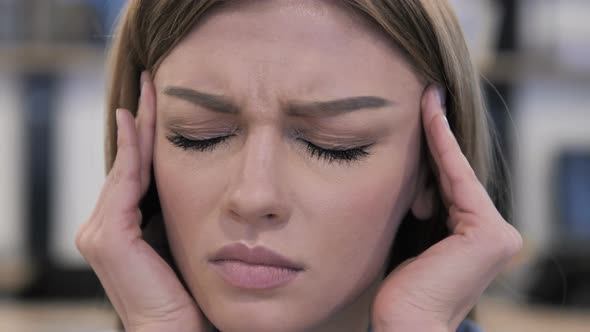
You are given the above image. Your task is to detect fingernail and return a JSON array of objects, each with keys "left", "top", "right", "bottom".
[
  {"left": 435, "top": 86, "right": 447, "bottom": 107},
  {"left": 140, "top": 71, "right": 148, "bottom": 96},
  {"left": 116, "top": 108, "right": 122, "bottom": 128},
  {"left": 441, "top": 114, "right": 451, "bottom": 130}
]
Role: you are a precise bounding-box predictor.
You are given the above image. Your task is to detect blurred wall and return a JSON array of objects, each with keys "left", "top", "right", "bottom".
[{"left": 0, "top": 73, "right": 26, "bottom": 289}]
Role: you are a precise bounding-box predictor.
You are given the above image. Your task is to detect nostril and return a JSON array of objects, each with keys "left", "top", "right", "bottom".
[{"left": 264, "top": 213, "right": 283, "bottom": 222}]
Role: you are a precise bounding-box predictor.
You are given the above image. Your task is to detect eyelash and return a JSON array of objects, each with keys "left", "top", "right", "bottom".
[
  {"left": 165, "top": 133, "right": 372, "bottom": 164},
  {"left": 302, "top": 140, "right": 371, "bottom": 164},
  {"left": 166, "top": 133, "right": 235, "bottom": 153}
]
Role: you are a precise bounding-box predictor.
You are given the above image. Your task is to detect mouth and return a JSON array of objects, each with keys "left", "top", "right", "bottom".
[{"left": 209, "top": 243, "right": 304, "bottom": 290}]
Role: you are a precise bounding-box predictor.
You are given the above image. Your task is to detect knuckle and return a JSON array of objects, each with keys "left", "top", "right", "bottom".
[
  {"left": 492, "top": 223, "right": 523, "bottom": 258},
  {"left": 75, "top": 217, "right": 105, "bottom": 262},
  {"left": 84, "top": 230, "right": 106, "bottom": 263},
  {"left": 75, "top": 224, "right": 87, "bottom": 253},
  {"left": 503, "top": 225, "right": 524, "bottom": 256},
  {"left": 75, "top": 222, "right": 98, "bottom": 261}
]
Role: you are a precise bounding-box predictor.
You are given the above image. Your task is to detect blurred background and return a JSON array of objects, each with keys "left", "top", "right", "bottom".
[{"left": 0, "top": 0, "right": 588, "bottom": 331}]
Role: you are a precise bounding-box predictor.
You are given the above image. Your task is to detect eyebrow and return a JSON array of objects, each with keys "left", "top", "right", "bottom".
[{"left": 162, "top": 86, "right": 394, "bottom": 117}]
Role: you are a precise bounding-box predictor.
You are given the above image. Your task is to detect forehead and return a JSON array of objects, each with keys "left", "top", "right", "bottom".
[{"left": 155, "top": 0, "right": 420, "bottom": 103}]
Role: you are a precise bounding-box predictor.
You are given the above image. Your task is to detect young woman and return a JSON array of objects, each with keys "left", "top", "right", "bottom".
[{"left": 76, "top": 1, "right": 522, "bottom": 331}]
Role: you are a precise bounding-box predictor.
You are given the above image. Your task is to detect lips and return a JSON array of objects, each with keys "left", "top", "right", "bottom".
[
  {"left": 209, "top": 243, "right": 304, "bottom": 289},
  {"left": 210, "top": 243, "right": 304, "bottom": 270}
]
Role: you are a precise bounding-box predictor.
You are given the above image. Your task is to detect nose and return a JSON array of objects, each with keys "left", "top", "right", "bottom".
[{"left": 224, "top": 129, "right": 291, "bottom": 226}]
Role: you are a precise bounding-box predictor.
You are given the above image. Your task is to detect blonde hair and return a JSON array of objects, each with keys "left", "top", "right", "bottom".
[{"left": 104, "top": 0, "right": 508, "bottom": 322}]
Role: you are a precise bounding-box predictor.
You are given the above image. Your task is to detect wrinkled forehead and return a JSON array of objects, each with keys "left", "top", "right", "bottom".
[{"left": 155, "top": 0, "right": 421, "bottom": 108}]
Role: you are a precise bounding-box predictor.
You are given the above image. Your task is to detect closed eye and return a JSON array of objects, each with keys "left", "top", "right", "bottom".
[
  {"left": 166, "top": 133, "right": 373, "bottom": 165},
  {"left": 299, "top": 139, "right": 372, "bottom": 164},
  {"left": 166, "top": 133, "right": 235, "bottom": 152}
]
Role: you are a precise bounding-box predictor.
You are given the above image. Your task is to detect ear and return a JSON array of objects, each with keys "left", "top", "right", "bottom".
[{"left": 410, "top": 161, "right": 436, "bottom": 220}]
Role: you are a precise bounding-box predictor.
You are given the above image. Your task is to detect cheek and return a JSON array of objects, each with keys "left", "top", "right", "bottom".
[
  {"left": 305, "top": 160, "right": 413, "bottom": 268},
  {"left": 154, "top": 155, "right": 219, "bottom": 230},
  {"left": 152, "top": 139, "right": 230, "bottom": 271},
  {"left": 301, "top": 127, "right": 422, "bottom": 281}
]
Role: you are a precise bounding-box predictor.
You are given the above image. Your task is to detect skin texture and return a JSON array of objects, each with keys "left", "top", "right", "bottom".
[
  {"left": 76, "top": 1, "right": 522, "bottom": 332},
  {"left": 153, "top": 1, "right": 431, "bottom": 331}
]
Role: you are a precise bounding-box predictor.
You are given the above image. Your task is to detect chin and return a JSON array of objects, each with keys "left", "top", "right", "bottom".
[{"left": 204, "top": 296, "right": 323, "bottom": 332}]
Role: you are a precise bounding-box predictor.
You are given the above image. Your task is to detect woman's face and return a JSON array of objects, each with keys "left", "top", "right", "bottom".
[{"left": 153, "top": 1, "right": 431, "bottom": 331}]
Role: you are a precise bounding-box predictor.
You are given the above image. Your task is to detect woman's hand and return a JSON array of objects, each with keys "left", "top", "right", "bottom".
[
  {"left": 371, "top": 85, "right": 523, "bottom": 332},
  {"left": 75, "top": 72, "right": 207, "bottom": 332}
]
